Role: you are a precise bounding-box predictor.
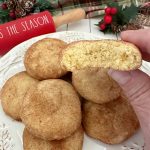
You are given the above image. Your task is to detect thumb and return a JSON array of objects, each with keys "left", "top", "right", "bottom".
[
  {"left": 108, "top": 69, "right": 150, "bottom": 107},
  {"left": 108, "top": 69, "right": 150, "bottom": 150}
]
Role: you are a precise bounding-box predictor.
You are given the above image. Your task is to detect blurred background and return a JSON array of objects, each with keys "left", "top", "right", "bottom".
[{"left": 0, "top": 0, "right": 149, "bottom": 27}]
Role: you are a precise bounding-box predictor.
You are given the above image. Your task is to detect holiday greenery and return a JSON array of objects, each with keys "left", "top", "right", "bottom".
[
  {"left": 0, "top": 0, "right": 55, "bottom": 24},
  {"left": 97, "top": 2, "right": 141, "bottom": 33}
]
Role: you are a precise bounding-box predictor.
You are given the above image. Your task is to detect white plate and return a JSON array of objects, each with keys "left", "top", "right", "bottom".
[{"left": 0, "top": 31, "right": 149, "bottom": 150}]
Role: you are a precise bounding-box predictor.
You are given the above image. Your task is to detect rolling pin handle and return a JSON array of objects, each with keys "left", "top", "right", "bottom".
[{"left": 53, "top": 8, "right": 86, "bottom": 28}]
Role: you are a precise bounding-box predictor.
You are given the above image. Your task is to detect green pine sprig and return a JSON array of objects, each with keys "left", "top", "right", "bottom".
[
  {"left": 33, "top": 0, "right": 55, "bottom": 13},
  {"left": 0, "top": 0, "right": 56, "bottom": 24},
  {"left": 0, "top": 0, "right": 10, "bottom": 24},
  {"left": 122, "top": 3, "right": 139, "bottom": 24}
]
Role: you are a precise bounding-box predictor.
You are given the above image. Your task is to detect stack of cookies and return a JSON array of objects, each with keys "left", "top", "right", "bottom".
[{"left": 0, "top": 38, "right": 142, "bottom": 149}]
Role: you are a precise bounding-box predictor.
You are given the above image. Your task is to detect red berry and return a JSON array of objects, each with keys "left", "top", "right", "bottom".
[
  {"left": 104, "top": 15, "right": 112, "bottom": 24},
  {"left": 105, "top": 7, "right": 111, "bottom": 15},
  {"left": 111, "top": 7, "right": 118, "bottom": 15},
  {"left": 1, "top": 3, "right": 7, "bottom": 10},
  {"left": 9, "top": 11, "right": 16, "bottom": 19},
  {"left": 99, "top": 23, "right": 106, "bottom": 30}
]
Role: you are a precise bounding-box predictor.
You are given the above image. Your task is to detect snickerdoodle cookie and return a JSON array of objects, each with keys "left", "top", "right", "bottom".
[
  {"left": 82, "top": 96, "right": 139, "bottom": 144},
  {"left": 21, "top": 79, "right": 81, "bottom": 141},
  {"left": 23, "top": 126, "right": 84, "bottom": 150},
  {"left": 72, "top": 68, "right": 121, "bottom": 104},
  {"left": 0, "top": 71, "right": 38, "bottom": 120},
  {"left": 24, "top": 38, "right": 67, "bottom": 80}
]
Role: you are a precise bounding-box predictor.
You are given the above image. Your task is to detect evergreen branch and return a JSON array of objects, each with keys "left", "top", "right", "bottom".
[{"left": 0, "top": 0, "right": 56, "bottom": 24}]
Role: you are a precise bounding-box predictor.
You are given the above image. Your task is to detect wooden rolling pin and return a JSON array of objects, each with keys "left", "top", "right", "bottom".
[{"left": 0, "top": 8, "right": 86, "bottom": 55}]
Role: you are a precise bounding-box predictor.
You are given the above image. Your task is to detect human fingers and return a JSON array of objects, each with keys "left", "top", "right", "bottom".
[
  {"left": 108, "top": 69, "right": 150, "bottom": 150},
  {"left": 121, "top": 29, "right": 150, "bottom": 61}
]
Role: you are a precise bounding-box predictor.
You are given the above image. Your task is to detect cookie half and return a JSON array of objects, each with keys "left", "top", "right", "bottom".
[{"left": 62, "top": 40, "right": 142, "bottom": 71}]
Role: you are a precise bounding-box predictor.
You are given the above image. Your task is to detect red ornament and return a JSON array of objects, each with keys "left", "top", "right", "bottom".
[
  {"left": 105, "top": 7, "right": 111, "bottom": 15},
  {"left": 9, "top": 11, "right": 16, "bottom": 19},
  {"left": 1, "top": 3, "right": 8, "bottom": 10},
  {"left": 99, "top": 23, "right": 106, "bottom": 30},
  {"left": 104, "top": 15, "right": 112, "bottom": 24},
  {"left": 111, "top": 7, "right": 118, "bottom": 15}
]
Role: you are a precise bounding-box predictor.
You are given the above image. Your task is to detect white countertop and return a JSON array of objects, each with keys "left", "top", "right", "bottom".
[{"left": 56, "top": 18, "right": 118, "bottom": 39}]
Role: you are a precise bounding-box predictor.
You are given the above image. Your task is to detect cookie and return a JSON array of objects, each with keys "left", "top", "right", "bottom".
[
  {"left": 82, "top": 96, "right": 139, "bottom": 144},
  {"left": 21, "top": 79, "right": 81, "bottom": 141},
  {"left": 72, "top": 68, "right": 121, "bottom": 104},
  {"left": 0, "top": 71, "right": 38, "bottom": 120},
  {"left": 24, "top": 38, "right": 67, "bottom": 80},
  {"left": 23, "top": 126, "right": 84, "bottom": 150},
  {"left": 62, "top": 40, "right": 142, "bottom": 71}
]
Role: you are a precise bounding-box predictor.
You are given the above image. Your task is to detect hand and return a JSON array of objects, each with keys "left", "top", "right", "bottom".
[{"left": 108, "top": 29, "right": 150, "bottom": 150}]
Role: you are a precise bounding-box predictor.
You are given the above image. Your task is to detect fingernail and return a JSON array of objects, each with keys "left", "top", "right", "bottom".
[{"left": 108, "top": 69, "right": 132, "bottom": 85}]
